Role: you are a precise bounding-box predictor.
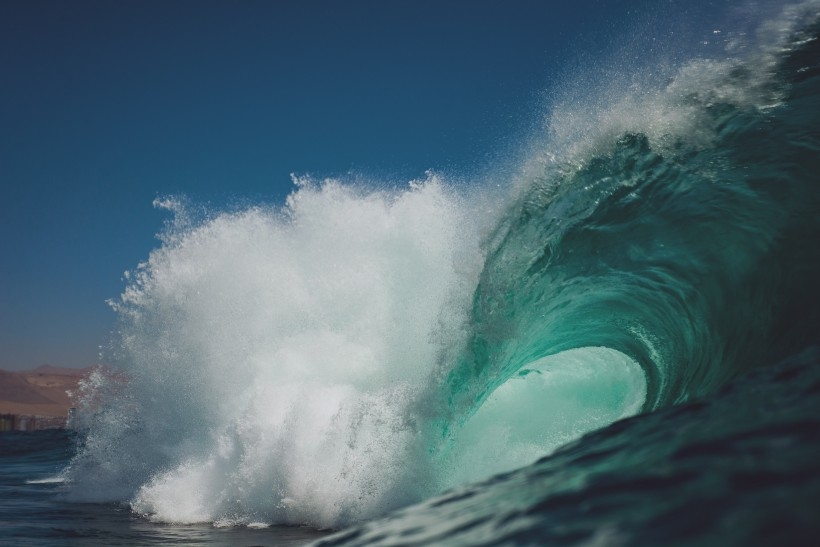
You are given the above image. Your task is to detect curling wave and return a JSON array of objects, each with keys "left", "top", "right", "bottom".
[{"left": 65, "top": 1, "right": 820, "bottom": 531}]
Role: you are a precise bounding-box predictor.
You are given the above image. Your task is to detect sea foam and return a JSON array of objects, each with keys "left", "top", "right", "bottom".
[{"left": 70, "top": 175, "right": 483, "bottom": 527}]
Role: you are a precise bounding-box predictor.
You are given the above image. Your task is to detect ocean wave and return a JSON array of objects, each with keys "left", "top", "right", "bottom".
[{"left": 64, "top": 1, "right": 820, "bottom": 531}]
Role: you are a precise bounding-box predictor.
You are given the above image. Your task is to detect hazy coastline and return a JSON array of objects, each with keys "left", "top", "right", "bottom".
[{"left": 0, "top": 365, "right": 91, "bottom": 430}]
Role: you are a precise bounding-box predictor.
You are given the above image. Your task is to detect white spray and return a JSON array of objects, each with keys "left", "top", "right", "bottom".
[{"left": 67, "top": 175, "right": 485, "bottom": 528}]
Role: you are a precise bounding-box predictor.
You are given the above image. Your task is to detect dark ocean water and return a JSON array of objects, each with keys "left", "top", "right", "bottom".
[
  {"left": 2, "top": 2, "right": 820, "bottom": 546},
  {"left": 0, "top": 431, "right": 329, "bottom": 545}
]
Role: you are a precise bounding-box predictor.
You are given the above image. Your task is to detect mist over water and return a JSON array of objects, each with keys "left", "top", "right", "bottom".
[
  {"left": 69, "top": 176, "right": 485, "bottom": 526},
  {"left": 64, "top": 0, "right": 820, "bottom": 535}
]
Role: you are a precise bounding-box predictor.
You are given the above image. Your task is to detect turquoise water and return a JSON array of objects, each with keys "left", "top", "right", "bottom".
[
  {"left": 2, "top": 2, "right": 819, "bottom": 546},
  {"left": 316, "top": 349, "right": 820, "bottom": 546}
]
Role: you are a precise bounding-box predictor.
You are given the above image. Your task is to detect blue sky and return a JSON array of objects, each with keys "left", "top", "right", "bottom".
[{"left": 2, "top": 0, "right": 734, "bottom": 370}]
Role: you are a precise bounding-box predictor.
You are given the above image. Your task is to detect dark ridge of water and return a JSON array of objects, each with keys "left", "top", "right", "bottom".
[{"left": 315, "top": 347, "right": 820, "bottom": 546}]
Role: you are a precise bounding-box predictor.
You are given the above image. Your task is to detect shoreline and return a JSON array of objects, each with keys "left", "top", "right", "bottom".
[
  {"left": 0, "top": 412, "right": 70, "bottom": 431},
  {"left": 0, "top": 365, "right": 91, "bottom": 431}
]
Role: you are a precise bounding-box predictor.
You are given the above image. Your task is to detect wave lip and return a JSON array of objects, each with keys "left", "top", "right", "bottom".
[{"left": 459, "top": 4, "right": 820, "bottom": 417}]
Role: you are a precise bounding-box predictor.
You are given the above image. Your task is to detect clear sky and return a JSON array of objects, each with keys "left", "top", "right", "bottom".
[{"left": 1, "top": 0, "right": 735, "bottom": 370}]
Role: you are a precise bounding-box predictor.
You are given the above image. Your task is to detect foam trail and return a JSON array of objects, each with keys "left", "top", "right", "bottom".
[{"left": 26, "top": 477, "right": 66, "bottom": 485}]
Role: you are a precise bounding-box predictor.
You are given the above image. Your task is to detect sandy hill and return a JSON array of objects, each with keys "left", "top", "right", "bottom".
[{"left": 0, "top": 366, "right": 92, "bottom": 417}]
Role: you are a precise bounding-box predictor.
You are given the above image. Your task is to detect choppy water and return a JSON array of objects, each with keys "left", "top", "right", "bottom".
[
  {"left": 0, "top": 430, "right": 326, "bottom": 546},
  {"left": 2, "top": 1, "right": 819, "bottom": 545},
  {"left": 0, "top": 431, "right": 329, "bottom": 545}
]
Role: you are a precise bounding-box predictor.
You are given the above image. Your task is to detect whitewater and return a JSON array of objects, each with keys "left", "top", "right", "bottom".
[{"left": 41, "top": 1, "right": 820, "bottom": 545}]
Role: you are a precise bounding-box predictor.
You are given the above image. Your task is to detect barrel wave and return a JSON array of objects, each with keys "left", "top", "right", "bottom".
[
  {"left": 64, "top": 0, "right": 820, "bottom": 536},
  {"left": 438, "top": 3, "right": 820, "bottom": 483}
]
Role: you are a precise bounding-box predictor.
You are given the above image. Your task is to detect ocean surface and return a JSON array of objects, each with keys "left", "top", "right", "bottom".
[{"left": 2, "top": 1, "right": 820, "bottom": 545}]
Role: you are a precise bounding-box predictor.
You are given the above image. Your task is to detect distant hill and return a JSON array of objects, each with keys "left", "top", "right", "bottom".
[
  {"left": 30, "top": 364, "right": 94, "bottom": 377},
  {"left": 0, "top": 365, "right": 95, "bottom": 417}
]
